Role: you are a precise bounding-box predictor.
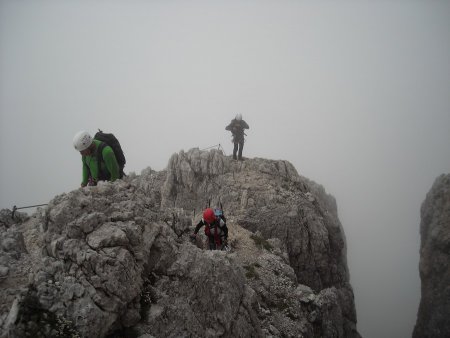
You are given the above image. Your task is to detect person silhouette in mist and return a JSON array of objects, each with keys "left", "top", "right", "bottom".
[{"left": 226, "top": 113, "right": 249, "bottom": 160}]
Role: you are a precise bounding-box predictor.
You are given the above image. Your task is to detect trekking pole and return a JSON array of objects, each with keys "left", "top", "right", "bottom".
[{"left": 11, "top": 203, "right": 48, "bottom": 219}]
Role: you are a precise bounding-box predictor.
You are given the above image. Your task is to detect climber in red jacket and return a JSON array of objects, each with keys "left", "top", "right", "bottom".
[{"left": 191, "top": 208, "right": 229, "bottom": 250}]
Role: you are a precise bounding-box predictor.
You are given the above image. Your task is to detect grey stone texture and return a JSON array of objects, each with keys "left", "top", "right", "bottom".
[
  {"left": 413, "top": 174, "right": 450, "bottom": 338},
  {"left": 0, "top": 149, "right": 360, "bottom": 337}
]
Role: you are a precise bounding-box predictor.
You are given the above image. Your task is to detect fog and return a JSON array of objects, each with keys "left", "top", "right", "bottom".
[{"left": 1, "top": 1, "right": 449, "bottom": 337}]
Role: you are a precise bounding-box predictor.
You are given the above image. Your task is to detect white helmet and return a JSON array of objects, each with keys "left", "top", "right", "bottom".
[
  {"left": 235, "top": 113, "right": 242, "bottom": 121},
  {"left": 73, "top": 131, "right": 93, "bottom": 151}
]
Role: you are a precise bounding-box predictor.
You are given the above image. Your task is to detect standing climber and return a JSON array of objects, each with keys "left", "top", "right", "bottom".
[
  {"left": 73, "top": 130, "right": 120, "bottom": 187},
  {"left": 226, "top": 113, "right": 249, "bottom": 161},
  {"left": 191, "top": 208, "right": 229, "bottom": 250}
]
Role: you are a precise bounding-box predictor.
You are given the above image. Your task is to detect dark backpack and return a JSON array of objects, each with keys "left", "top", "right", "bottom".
[{"left": 94, "top": 129, "right": 126, "bottom": 178}]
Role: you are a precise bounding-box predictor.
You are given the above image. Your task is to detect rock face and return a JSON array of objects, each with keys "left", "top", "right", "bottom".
[
  {"left": 0, "top": 210, "right": 31, "bottom": 332},
  {"left": 162, "top": 149, "right": 350, "bottom": 291},
  {"left": 0, "top": 149, "right": 360, "bottom": 338},
  {"left": 413, "top": 174, "right": 450, "bottom": 338}
]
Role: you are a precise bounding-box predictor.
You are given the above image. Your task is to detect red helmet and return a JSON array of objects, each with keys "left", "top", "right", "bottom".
[{"left": 203, "top": 208, "right": 216, "bottom": 224}]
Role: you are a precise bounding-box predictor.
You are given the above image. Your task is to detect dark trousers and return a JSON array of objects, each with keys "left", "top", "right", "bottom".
[
  {"left": 208, "top": 235, "right": 226, "bottom": 250},
  {"left": 233, "top": 141, "right": 244, "bottom": 160}
]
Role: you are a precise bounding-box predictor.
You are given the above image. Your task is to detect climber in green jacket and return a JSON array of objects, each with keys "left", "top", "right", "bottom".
[{"left": 73, "top": 131, "right": 120, "bottom": 187}]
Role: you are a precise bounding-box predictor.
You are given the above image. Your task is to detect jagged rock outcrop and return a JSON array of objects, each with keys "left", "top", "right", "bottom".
[
  {"left": 0, "top": 210, "right": 31, "bottom": 332},
  {"left": 163, "top": 149, "right": 350, "bottom": 291},
  {"left": 0, "top": 149, "right": 360, "bottom": 337},
  {"left": 413, "top": 174, "right": 450, "bottom": 338}
]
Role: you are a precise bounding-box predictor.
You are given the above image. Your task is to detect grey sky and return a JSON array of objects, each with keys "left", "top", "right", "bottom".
[{"left": 1, "top": 1, "right": 450, "bottom": 337}]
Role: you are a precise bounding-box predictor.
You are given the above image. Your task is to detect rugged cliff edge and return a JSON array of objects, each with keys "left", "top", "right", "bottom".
[
  {"left": 413, "top": 174, "right": 450, "bottom": 338},
  {"left": 0, "top": 149, "right": 360, "bottom": 337}
]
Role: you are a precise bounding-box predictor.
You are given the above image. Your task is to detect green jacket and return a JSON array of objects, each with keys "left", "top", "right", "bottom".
[{"left": 81, "top": 139, "right": 119, "bottom": 186}]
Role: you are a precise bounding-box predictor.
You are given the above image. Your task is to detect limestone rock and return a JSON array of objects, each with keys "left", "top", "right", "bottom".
[
  {"left": 162, "top": 149, "right": 350, "bottom": 291},
  {"left": 0, "top": 209, "right": 33, "bottom": 333},
  {"left": 0, "top": 150, "right": 360, "bottom": 337},
  {"left": 413, "top": 174, "right": 450, "bottom": 338}
]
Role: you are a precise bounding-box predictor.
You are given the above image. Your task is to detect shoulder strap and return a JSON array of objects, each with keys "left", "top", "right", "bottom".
[
  {"left": 96, "top": 142, "right": 110, "bottom": 180},
  {"left": 96, "top": 142, "right": 107, "bottom": 162}
]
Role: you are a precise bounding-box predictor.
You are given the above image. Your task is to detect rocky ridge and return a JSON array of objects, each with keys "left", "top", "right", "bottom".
[
  {"left": 413, "top": 173, "right": 450, "bottom": 338},
  {"left": 0, "top": 149, "right": 360, "bottom": 337}
]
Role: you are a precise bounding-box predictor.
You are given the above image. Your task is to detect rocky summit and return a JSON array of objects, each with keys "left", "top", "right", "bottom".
[
  {"left": 0, "top": 149, "right": 360, "bottom": 338},
  {"left": 413, "top": 174, "right": 450, "bottom": 338}
]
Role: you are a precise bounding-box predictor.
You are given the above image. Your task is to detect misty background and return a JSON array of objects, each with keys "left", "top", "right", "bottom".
[{"left": 1, "top": 1, "right": 449, "bottom": 337}]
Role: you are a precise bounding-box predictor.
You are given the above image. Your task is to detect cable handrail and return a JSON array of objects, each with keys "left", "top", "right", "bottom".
[
  {"left": 200, "top": 143, "right": 227, "bottom": 155},
  {"left": 12, "top": 203, "right": 48, "bottom": 219}
]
